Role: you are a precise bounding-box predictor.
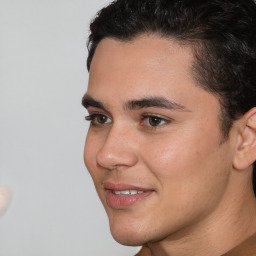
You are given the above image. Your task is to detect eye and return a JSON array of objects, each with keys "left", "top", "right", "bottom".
[
  {"left": 142, "top": 115, "right": 169, "bottom": 127},
  {"left": 85, "top": 113, "right": 112, "bottom": 126}
]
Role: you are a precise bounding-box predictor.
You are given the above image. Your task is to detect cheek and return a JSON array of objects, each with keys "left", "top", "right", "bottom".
[
  {"left": 140, "top": 128, "right": 230, "bottom": 209},
  {"left": 84, "top": 135, "right": 107, "bottom": 203},
  {"left": 84, "top": 136, "right": 92, "bottom": 169},
  {"left": 84, "top": 134, "right": 100, "bottom": 179},
  {"left": 141, "top": 120, "right": 223, "bottom": 177},
  {"left": 140, "top": 132, "right": 201, "bottom": 179}
]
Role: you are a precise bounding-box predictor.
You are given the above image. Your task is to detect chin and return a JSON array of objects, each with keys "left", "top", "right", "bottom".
[
  {"left": 108, "top": 218, "right": 157, "bottom": 246},
  {"left": 111, "top": 230, "right": 147, "bottom": 246}
]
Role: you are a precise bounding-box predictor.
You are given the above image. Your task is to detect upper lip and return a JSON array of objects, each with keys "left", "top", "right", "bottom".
[{"left": 103, "top": 181, "right": 153, "bottom": 192}]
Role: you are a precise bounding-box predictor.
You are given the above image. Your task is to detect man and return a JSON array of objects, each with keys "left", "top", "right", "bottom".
[{"left": 82, "top": 0, "right": 256, "bottom": 255}]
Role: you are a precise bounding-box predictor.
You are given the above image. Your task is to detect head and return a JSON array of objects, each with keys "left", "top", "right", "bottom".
[{"left": 83, "top": 0, "right": 256, "bottom": 247}]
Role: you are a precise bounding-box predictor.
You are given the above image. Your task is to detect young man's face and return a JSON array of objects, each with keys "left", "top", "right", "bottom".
[{"left": 83, "top": 35, "right": 237, "bottom": 245}]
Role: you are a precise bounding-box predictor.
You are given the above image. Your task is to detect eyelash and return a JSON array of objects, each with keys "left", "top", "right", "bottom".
[
  {"left": 85, "top": 113, "right": 171, "bottom": 129},
  {"left": 141, "top": 114, "right": 170, "bottom": 129},
  {"left": 85, "top": 113, "right": 112, "bottom": 127}
]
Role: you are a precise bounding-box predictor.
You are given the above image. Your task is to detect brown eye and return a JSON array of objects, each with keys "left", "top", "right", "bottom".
[
  {"left": 148, "top": 116, "right": 162, "bottom": 126},
  {"left": 85, "top": 114, "right": 112, "bottom": 126},
  {"left": 96, "top": 115, "right": 108, "bottom": 124},
  {"left": 143, "top": 115, "right": 168, "bottom": 127}
]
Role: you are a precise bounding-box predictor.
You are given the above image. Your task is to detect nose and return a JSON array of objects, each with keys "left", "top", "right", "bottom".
[{"left": 96, "top": 124, "right": 139, "bottom": 170}]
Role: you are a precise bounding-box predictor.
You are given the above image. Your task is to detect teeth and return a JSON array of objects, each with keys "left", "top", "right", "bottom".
[{"left": 113, "top": 190, "right": 144, "bottom": 195}]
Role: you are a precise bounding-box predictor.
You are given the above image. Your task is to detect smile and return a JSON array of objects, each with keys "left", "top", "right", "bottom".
[
  {"left": 103, "top": 182, "right": 154, "bottom": 208},
  {"left": 112, "top": 190, "right": 145, "bottom": 195}
]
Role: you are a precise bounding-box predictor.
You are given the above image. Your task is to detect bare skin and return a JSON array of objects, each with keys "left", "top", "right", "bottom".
[
  {"left": 136, "top": 246, "right": 151, "bottom": 256},
  {"left": 0, "top": 187, "right": 11, "bottom": 217},
  {"left": 136, "top": 233, "right": 256, "bottom": 256},
  {"left": 83, "top": 35, "right": 256, "bottom": 256}
]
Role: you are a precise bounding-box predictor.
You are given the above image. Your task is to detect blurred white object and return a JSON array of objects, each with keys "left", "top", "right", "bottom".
[{"left": 0, "top": 187, "right": 12, "bottom": 217}]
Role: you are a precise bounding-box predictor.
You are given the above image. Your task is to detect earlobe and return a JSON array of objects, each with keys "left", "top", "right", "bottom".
[{"left": 233, "top": 108, "right": 256, "bottom": 170}]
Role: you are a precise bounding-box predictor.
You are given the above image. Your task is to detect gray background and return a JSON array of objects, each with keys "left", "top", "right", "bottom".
[{"left": 0, "top": 0, "right": 140, "bottom": 255}]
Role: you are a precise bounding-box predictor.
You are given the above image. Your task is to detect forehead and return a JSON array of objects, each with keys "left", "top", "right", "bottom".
[
  {"left": 89, "top": 35, "right": 195, "bottom": 86},
  {"left": 87, "top": 35, "right": 217, "bottom": 111}
]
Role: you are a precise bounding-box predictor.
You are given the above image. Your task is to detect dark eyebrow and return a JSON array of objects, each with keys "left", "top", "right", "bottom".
[
  {"left": 82, "top": 95, "right": 189, "bottom": 112},
  {"left": 125, "top": 97, "right": 188, "bottom": 111},
  {"left": 82, "top": 95, "right": 106, "bottom": 110}
]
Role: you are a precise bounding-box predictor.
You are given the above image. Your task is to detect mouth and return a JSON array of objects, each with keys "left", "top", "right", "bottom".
[
  {"left": 112, "top": 190, "right": 145, "bottom": 196},
  {"left": 103, "top": 182, "right": 154, "bottom": 209}
]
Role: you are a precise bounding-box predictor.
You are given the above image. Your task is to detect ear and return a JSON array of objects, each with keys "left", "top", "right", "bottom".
[{"left": 233, "top": 107, "right": 256, "bottom": 170}]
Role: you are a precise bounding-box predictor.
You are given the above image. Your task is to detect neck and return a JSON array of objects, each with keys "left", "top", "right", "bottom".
[{"left": 147, "top": 172, "right": 256, "bottom": 256}]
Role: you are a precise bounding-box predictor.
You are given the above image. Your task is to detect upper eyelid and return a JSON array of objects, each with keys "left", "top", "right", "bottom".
[
  {"left": 142, "top": 113, "right": 167, "bottom": 118},
  {"left": 85, "top": 113, "right": 112, "bottom": 126},
  {"left": 142, "top": 115, "right": 170, "bottom": 124},
  {"left": 86, "top": 102, "right": 176, "bottom": 117},
  {"left": 86, "top": 106, "right": 112, "bottom": 117},
  {"left": 85, "top": 113, "right": 172, "bottom": 131},
  {"left": 86, "top": 112, "right": 172, "bottom": 121},
  {"left": 141, "top": 113, "right": 172, "bottom": 121},
  {"left": 86, "top": 112, "right": 112, "bottom": 120}
]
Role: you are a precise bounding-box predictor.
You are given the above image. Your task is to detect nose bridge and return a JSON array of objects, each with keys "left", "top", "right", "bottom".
[{"left": 96, "top": 122, "right": 138, "bottom": 169}]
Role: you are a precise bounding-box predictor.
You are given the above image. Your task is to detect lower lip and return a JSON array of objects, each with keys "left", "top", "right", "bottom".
[{"left": 106, "top": 190, "right": 153, "bottom": 209}]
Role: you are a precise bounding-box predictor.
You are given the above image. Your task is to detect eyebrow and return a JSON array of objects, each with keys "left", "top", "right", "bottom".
[
  {"left": 82, "top": 95, "right": 189, "bottom": 112},
  {"left": 125, "top": 97, "right": 188, "bottom": 111},
  {"left": 82, "top": 95, "right": 107, "bottom": 111}
]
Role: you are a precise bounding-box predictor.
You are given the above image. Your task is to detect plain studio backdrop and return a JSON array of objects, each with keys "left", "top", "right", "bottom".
[{"left": 0, "top": 0, "right": 139, "bottom": 255}]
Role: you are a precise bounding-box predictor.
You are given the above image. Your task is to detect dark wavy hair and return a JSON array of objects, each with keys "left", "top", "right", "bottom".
[{"left": 87, "top": 0, "right": 256, "bottom": 195}]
